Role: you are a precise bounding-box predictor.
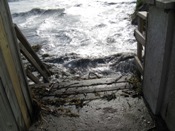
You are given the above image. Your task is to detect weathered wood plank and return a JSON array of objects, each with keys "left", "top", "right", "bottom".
[
  {"left": 29, "top": 83, "right": 51, "bottom": 89},
  {"left": 53, "top": 83, "right": 128, "bottom": 96},
  {"left": 14, "top": 24, "right": 51, "bottom": 77},
  {"left": 0, "top": 79, "right": 19, "bottom": 131},
  {"left": 0, "top": 1, "right": 31, "bottom": 127},
  {"left": 29, "top": 75, "right": 131, "bottom": 89},
  {"left": 0, "top": 0, "right": 33, "bottom": 123},
  {"left": 134, "top": 29, "right": 145, "bottom": 47},
  {"left": 137, "top": 11, "right": 148, "bottom": 20},
  {"left": 26, "top": 69, "right": 41, "bottom": 84},
  {"left": 0, "top": 49, "right": 27, "bottom": 131},
  {"left": 137, "top": 16, "right": 145, "bottom": 61},
  {"left": 134, "top": 56, "right": 143, "bottom": 75},
  {"left": 19, "top": 43, "right": 49, "bottom": 82},
  {"left": 58, "top": 75, "right": 129, "bottom": 88}
]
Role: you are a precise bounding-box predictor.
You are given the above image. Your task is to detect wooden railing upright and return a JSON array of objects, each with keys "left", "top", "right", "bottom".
[{"left": 134, "top": 11, "right": 148, "bottom": 75}]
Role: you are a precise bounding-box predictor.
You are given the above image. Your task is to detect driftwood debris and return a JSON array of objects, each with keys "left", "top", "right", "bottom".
[{"left": 30, "top": 75, "right": 138, "bottom": 98}]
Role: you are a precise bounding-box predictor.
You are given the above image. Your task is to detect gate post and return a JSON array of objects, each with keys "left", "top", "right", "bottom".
[
  {"left": 0, "top": 0, "right": 33, "bottom": 129},
  {"left": 143, "top": 0, "right": 175, "bottom": 130}
]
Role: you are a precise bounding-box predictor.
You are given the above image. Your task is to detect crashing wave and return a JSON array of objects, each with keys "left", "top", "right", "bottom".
[
  {"left": 45, "top": 53, "right": 137, "bottom": 75},
  {"left": 12, "top": 8, "right": 65, "bottom": 17}
]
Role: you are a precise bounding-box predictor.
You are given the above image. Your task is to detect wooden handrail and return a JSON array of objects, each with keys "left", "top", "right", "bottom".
[
  {"left": 14, "top": 24, "right": 52, "bottom": 83},
  {"left": 25, "top": 69, "right": 41, "bottom": 84},
  {"left": 137, "top": 11, "right": 148, "bottom": 20},
  {"left": 134, "top": 29, "right": 146, "bottom": 47},
  {"left": 19, "top": 43, "right": 49, "bottom": 82},
  {"left": 14, "top": 24, "right": 51, "bottom": 77},
  {"left": 134, "top": 11, "right": 148, "bottom": 76}
]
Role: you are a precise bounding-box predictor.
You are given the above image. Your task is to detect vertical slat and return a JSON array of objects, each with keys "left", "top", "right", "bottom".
[
  {"left": 134, "top": 56, "right": 143, "bottom": 75},
  {"left": 0, "top": 0, "right": 33, "bottom": 118},
  {"left": 0, "top": 78, "right": 19, "bottom": 131},
  {"left": 0, "top": 49, "right": 27, "bottom": 131},
  {"left": 0, "top": 16, "right": 30, "bottom": 127},
  {"left": 0, "top": 0, "right": 32, "bottom": 128},
  {"left": 137, "top": 17, "right": 144, "bottom": 61}
]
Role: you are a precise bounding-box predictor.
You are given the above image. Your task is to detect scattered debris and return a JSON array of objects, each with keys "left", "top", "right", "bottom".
[
  {"left": 31, "top": 44, "right": 42, "bottom": 52},
  {"left": 102, "top": 92, "right": 116, "bottom": 101},
  {"left": 42, "top": 54, "right": 50, "bottom": 58}
]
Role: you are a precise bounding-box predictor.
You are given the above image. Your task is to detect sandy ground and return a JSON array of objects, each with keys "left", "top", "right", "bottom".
[{"left": 29, "top": 75, "right": 155, "bottom": 131}]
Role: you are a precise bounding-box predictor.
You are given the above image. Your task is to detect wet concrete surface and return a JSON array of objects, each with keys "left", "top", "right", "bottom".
[{"left": 29, "top": 75, "right": 155, "bottom": 131}]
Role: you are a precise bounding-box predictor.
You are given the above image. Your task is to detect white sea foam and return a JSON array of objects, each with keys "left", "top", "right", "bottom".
[{"left": 9, "top": 0, "right": 136, "bottom": 58}]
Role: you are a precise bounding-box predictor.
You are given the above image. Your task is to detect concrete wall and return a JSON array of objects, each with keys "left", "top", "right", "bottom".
[
  {"left": 161, "top": 26, "right": 175, "bottom": 131},
  {"left": 143, "top": 0, "right": 175, "bottom": 131}
]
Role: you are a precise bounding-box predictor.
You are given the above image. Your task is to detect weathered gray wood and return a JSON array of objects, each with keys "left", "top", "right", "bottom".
[
  {"left": 143, "top": 2, "right": 175, "bottom": 130},
  {"left": 134, "top": 56, "right": 143, "bottom": 75},
  {"left": 137, "top": 11, "right": 148, "bottom": 20},
  {"left": 53, "top": 83, "right": 127, "bottom": 96},
  {"left": 0, "top": 79, "right": 19, "bottom": 131},
  {"left": 160, "top": 31, "right": 175, "bottom": 131},
  {"left": 29, "top": 76, "right": 131, "bottom": 93},
  {"left": 0, "top": 0, "right": 32, "bottom": 128},
  {"left": 14, "top": 24, "right": 51, "bottom": 77},
  {"left": 134, "top": 29, "right": 146, "bottom": 47},
  {"left": 143, "top": 6, "right": 175, "bottom": 115},
  {"left": 58, "top": 75, "right": 128, "bottom": 88},
  {"left": 19, "top": 43, "right": 49, "bottom": 82},
  {"left": 29, "top": 83, "right": 51, "bottom": 88},
  {"left": 137, "top": 17, "right": 144, "bottom": 61},
  {"left": 0, "top": 49, "right": 27, "bottom": 131},
  {"left": 26, "top": 69, "right": 41, "bottom": 84}
]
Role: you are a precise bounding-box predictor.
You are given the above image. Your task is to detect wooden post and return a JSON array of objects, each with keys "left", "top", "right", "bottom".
[
  {"left": 143, "top": 0, "right": 175, "bottom": 115},
  {"left": 0, "top": 0, "right": 33, "bottom": 129},
  {"left": 137, "top": 16, "right": 144, "bottom": 61},
  {"left": 26, "top": 69, "right": 41, "bottom": 84},
  {"left": 0, "top": 78, "right": 19, "bottom": 131}
]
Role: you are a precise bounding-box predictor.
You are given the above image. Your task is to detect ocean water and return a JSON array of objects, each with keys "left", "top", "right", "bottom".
[
  {"left": 8, "top": 0, "right": 137, "bottom": 78},
  {"left": 9, "top": 0, "right": 136, "bottom": 57}
]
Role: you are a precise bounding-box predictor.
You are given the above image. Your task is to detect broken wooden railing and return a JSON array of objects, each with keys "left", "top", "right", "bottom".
[
  {"left": 134, "top": 11, "right": 148, "bottom": 75},
  {"left": 14, "top": 24, "right": 51, "bottom": 84}
]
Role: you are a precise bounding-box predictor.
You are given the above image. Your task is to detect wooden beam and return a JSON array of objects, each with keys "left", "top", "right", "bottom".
[
  {"left": 137, "top": 11, "right": 148, "bottom": 20},
  {"left": 14, "top": 24, "right": 51, "bottom": 77},
  {"left": 53, "top": 83, "right": 127, "bottom": 96},
  {"left": 0, "top": 49, "right": 28, "bottom": 130},
  {"left": 0, "top": 15, "right": 30, "bottom": 127},
  {"left": 26, "top": 69, "right": 41, "bottom": 84},
  {"left": 19, "top": 43, "right": 49, "bottom": 82},
  {"left": 137, "top": 15, "right": 145, "bottom": 61},
  {"left": 0, "top": 79, "right": 19, "bottom": 131},
  {"left": 134, "top": 29, "right": 146, "bottom": 47},
  {"left": 0, "top": 0, "right": 33, "bottom": 124},
  {"left": 134, "top": 56, "right": 143, "bottom": 75},
  {"left": 29, "top": 76, "right": 127, "bottom": 89}
]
